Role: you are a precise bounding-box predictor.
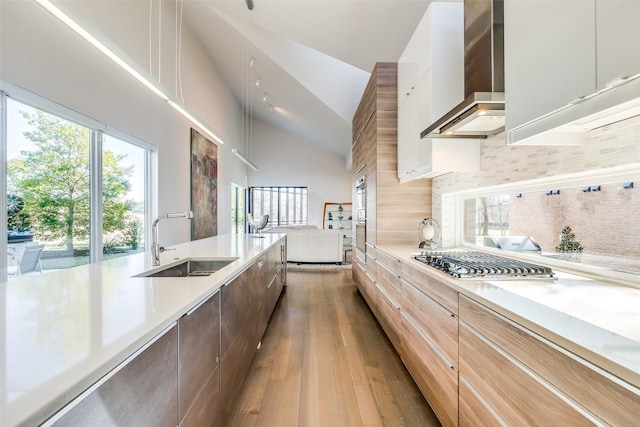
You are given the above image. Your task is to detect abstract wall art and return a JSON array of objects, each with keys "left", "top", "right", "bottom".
[{"left": 190, "top": 128, "right": 218, "bottom": 239}]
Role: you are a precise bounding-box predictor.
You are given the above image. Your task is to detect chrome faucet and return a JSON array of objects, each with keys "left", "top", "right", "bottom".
[{"left": 151, "top": 211, "right": 194, "bottom": 266}]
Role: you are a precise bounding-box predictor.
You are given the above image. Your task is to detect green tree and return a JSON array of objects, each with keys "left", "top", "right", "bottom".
[{"left": 7, "top": 110, "right": 134, "bottom": 252}]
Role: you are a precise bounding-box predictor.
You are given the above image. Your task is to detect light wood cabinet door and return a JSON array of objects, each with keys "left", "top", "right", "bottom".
[
  {"left": 402, "top": 261, "right": 458, "bottom": 314},
  {"left": 53, "top": 326, "right": 178, "bottom": 427},
  {"left": 375, "top": 258, "right": 402, "bottom": 350},
  {"left": 460, "top": 296, "right": 640, "bottom": 426},
  {"left": 458, "top": 376, "right": 504, "bottom": 427},
  {"left": 401, "top": 313, "right": 458, "bottom": 427},
  {"left": 354, "top": 259, "right": 376, "bottom": 311},
  {"left": 376, "top": 248, "right": 401, "bottom": 276},
  {"left": 402, "top": 279, "right": 457, "bottom": 366},
  {"left": 459, "top": 321, "right": 594, "bottom": 426},
  {"left": 178, "top": 291, "right": 220, "bottom": 423}
]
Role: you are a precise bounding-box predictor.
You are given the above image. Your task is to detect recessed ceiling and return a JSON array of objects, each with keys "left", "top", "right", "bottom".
[{"left": 182, "top": 0, "right": 435, "bottom": 158}]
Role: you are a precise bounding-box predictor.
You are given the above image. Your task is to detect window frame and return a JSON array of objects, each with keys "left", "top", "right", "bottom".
[
  {"left": 249, "top": 186, "right": 308, "bottom": 227},
  {"left": 1, "top": 81, "right": 154, "bottom": 281},
  {"left": 451, "top": 163, "right": 640, "bottom": 287}
]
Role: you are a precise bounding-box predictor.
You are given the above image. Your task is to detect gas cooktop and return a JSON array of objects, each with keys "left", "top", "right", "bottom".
[{"left": 412, "top": 249, "right": 555, "bottom": 280}]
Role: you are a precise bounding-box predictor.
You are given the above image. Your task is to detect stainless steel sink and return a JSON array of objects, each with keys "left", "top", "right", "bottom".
[{"left": 134, "top": 258, "right": 238, "bottom": 278}]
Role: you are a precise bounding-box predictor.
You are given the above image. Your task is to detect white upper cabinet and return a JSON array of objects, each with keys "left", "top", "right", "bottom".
[
  {"left": 504, "top": 0, "right": 596, "bottom": 137},
  {"left": 505, "top": 0, "right": 640, "bottom": 145},
  {"left": 398, "top": 2, "right": 471, "bottom": 182},
  {"left": 596, "top": 0, "right": 640, "bottom": 88}
]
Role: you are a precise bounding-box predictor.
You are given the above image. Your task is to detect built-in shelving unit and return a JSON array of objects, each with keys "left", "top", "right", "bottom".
[{"left": 322, "top": 202, "right": 352, "bottom": 246}]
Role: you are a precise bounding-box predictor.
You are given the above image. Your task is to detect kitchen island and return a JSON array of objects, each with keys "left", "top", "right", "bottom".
[
  {"left": 355, "top": 244, "right": 640, "bottom": 426},
  {"left": 1, "top": 233, "right": 287, "bottom": 427}
]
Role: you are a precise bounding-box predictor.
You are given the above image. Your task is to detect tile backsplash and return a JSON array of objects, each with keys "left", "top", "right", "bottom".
[{"left": 433, "top": 117, "right": 640, "bottom": 248}]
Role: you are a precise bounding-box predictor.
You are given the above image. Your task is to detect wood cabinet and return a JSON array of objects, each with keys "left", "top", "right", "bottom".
[
  {"left": 353, "top": 256, "right": 376, "bottom": 311},
  {"left": 351, "top": 62, "right": 432, "bottom": 253},
  {"left": 397, "top": 2, "right": 477, "bottom": 182},
  {"left": 52, "top": 326, "right": 179, "bottom": 427},
  {"left": 400, "top": 261, "right": 459, "bottom": 427},
  {"left": 178, "top": 291, "right": 220, "bottom": 425},
  {"left": 220, "top": 241, "right": 286, "bottom": 424},
  {"left": 220, "top": 262, "right": 260, "bottom": 423},
  {"left": 459, "top": 295, "right": 640, "bottom": 426},
  {"left": 374, "top": 250, "right": 402, "bottom": 350},
  {"left": 356, "top": 250, "right": 640, "bottom": 426},
  {"left": 51, "top": 239, "right": 286, "bottom": 427},
  {"left": 505, "top": 0, "right": 640, "bottom": 144}
]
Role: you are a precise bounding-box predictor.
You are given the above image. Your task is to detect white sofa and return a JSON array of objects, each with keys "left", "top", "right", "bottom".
[{"left": 264, "top": 226, "right": 344, "bottom": 263}]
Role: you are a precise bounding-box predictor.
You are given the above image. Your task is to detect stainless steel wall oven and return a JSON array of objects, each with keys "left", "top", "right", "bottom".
[{"left": 355, "top": 177, "right": 366, "bottom": 254}]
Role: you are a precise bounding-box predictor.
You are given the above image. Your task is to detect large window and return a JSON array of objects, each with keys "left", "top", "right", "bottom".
[
  {"left": 3, "top": 91, "right": 151, "bottom": 279},
  {"left": 102, "top": 135, "right": 147, "bottom": 259},
  {"left": 459, "top": 168, "right": 640, "bottom": 281},
  {"left": 249, "top": 186, "right": 308, "bottom": 227},
  {"left": 230, "top": 183, "right": 246, "bottom": 234}
]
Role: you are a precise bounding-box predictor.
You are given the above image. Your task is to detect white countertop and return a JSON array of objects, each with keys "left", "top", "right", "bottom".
[
  {"left": 0, "top": 233, "right": 286, "bottom": 427},
  {"left": 377, "top": 245, "right": 640, "bottom": 390}
]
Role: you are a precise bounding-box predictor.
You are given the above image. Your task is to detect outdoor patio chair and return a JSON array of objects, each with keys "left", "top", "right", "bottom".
[{"left": 8, "top": 244, "right": 45, "bottom": 275}]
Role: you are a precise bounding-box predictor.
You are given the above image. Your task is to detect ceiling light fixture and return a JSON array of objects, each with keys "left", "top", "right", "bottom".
[
  {"left": 255, "top": 77, "right": 261, "bottom": 87},
  {"left": 35, "top": 0, "right": 224, "bottom": 145},
  {"left": 262, "top": 93, "right": 268, "bottom": 102},
  {"left": 232, "top": 148, "right": 258, "bottom": 171}
]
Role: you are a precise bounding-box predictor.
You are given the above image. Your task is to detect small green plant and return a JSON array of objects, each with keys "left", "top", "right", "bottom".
[
  {"left": 123, "top": 217, "right": 142, "bottom": 250},
  {"left": 555, "top": 226, "right": 584, "bottom": 253}
]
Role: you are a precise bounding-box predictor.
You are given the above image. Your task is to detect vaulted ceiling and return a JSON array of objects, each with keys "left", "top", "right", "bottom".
[{"left": 182, "top": 0, "right": 436, "bottom": 158}]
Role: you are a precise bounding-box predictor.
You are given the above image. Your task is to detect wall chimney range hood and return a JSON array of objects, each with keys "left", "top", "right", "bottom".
[{"left": 422, "top": 0, "right": 505, "bottom": 139}]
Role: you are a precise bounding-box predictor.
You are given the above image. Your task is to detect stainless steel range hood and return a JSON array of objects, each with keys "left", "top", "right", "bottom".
[{"left": 422, "top": 0, "right": 504, "bottom": 139}]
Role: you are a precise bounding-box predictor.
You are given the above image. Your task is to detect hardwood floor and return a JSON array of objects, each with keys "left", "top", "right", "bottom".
[{"left": 227, "top": 270, "right": 441, "bottom": 427}]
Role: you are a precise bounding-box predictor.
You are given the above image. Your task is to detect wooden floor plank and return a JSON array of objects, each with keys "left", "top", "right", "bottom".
[{"left": 227, "top": 270, "right": 440, "bottom": 427}]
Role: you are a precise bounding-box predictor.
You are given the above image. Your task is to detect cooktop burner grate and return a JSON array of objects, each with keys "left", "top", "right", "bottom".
[{"left": 412, "top": 250, "right": 555, "bottom": 280}]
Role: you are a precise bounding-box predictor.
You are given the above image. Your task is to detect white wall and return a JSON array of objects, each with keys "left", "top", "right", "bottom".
[
  {"left": 247, "top": 119, "right": 352, "bottom": 228},
  {"left": 0, "top": 0, "right": 250, "bottom": 245}
]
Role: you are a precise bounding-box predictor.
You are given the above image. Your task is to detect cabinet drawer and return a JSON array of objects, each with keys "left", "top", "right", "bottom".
[
  {"left": 376, "top": 261, "right": 401, "bottom": 305},
  {"left": 53, "top": 326, "right": 178, "bottom": 427},
  {"left": 365, "top": 252, "right": 377, "bottom": 281},
  {"left": 459, "top": 322, "right": 593, "bottom": 426},
  {"left": 459, "top": 376, "right": 503, "bottom": 427},
  {"left": 354, "top": 262, "right": 376, "bottom": 310},
  {"left": 376, "top": 287, "right": 402, "bottom": 350},
  {"left": 178, "top": 291, "right": 220, "bottom": 421},
  {"left": 401, "top": 314, "right": 458, "bottom": 427},
  {"left": 402, "top": 261, "right": 458, "bottom": 314},
  {"left": 376, "top": 249, "right": 401, "bottom": 275},
  {"left": 402, "top": 280, "right": 457, "bottom": 366},
  {"left": 180, "top": 367, "right": 220, "bottom": 427},
  {"left": 460, "top": 296, "right": 640, "bottom": 426}
]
